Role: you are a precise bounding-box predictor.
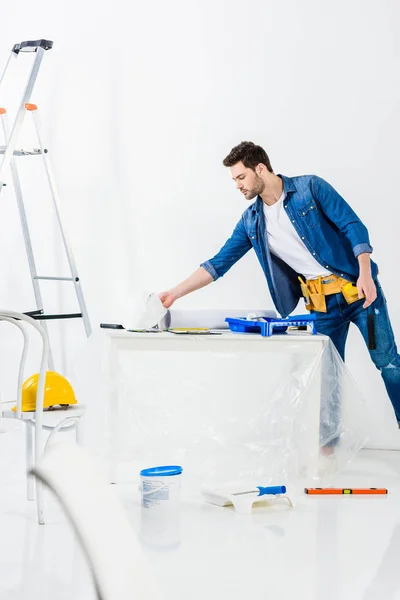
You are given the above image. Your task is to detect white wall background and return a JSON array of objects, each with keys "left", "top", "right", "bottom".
[{"left": 0, "top": 0, "right": 399, "bottom": 447}]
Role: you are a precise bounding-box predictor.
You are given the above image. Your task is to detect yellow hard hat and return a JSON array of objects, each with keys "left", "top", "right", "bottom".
[{"left": 14, "top": 371, "right": 77, "bottom": 412}]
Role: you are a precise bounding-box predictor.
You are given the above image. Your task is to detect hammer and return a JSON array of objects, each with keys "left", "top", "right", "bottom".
[{"left": 367, "top": 308, "right": 376, "bottom": 350}]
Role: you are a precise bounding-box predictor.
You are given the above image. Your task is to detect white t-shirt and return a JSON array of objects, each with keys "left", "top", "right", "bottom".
[{"left": 263, "top": 192, "right": 331, "bottom": 280}]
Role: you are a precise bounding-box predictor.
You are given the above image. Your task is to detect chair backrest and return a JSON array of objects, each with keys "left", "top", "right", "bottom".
[
  {"left": 0, "top": 315, "right": 28, "bottom": 419},
  {"left": 0, "top": 310, "right": 49, "bottom": 420},
  {"left": 31, "top": 442, "right": 162, "bottom": 600}
]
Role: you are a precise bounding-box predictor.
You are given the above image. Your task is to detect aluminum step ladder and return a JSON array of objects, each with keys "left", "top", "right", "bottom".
[{"left": 0, "top": 39, "right": 91, "bottom": 370}]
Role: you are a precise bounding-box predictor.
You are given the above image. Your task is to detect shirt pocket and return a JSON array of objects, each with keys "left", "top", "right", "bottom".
[{"left": 297, "top": 201, "right": 320, "bottom": 228}]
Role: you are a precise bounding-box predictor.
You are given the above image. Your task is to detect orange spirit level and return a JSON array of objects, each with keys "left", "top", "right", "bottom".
[{"left": 305, "top": 488, "right": 388, "bottom": 495}]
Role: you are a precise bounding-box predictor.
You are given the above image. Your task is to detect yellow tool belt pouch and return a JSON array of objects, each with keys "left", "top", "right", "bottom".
[
  {"left": 341, "top": 281, "right": 362, "bottom": 305},
  {"left": 298, "top": 275, "right": 363, "bottom": 313}
]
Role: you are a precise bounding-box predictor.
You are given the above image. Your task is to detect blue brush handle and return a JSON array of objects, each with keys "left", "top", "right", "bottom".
[{"left": 257, "top": 485, "right": 286, "bottom": 496}]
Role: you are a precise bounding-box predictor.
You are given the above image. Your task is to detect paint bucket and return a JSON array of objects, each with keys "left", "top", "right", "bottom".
[
  {"left": 140, "top": 465, "right": 182, "bottom": 510},
  {"left": 139, "top": 465, "right": 182, "bottom": 549}
]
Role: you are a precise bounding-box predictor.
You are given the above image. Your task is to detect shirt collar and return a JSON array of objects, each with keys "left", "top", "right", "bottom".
[
  {"left": 278, "top": 174, "right": 297, "bottom": 194},
  {"left": 253, "top": 174, "right": 296, "bottom": 214}
]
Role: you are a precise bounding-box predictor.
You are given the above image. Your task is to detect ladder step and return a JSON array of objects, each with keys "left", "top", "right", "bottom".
[
  {"left": 0, "top": 146, "right": 44, "bottom": 156},
  {"left": 34, "top": 276, "right": 76, "bottom": 282},
  {"left": 12, "top": 40, "right": 53, "bottom": 54},
  {"left": 29, "top": 312, "right": 83, "bottom": 321}
]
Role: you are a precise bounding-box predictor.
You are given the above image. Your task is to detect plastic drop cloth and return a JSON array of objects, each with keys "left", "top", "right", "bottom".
[{"left": 71, "top": 330, "right": 372, "bottom": 493}]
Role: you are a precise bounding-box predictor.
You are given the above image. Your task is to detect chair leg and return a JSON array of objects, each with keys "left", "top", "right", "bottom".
[
  {"left": 25, "top": 423, "right": 35, "bottom": 501},
  {"left": 34, "top": 422, "right": 45, "bottom": 524},
  {"left": 36, "top": 479, "right": 45, "bottom": 525}
]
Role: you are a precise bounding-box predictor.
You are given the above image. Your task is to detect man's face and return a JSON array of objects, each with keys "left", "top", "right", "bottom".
[{"left": 231, "top": 161, "right": 265, "bottom": 200}]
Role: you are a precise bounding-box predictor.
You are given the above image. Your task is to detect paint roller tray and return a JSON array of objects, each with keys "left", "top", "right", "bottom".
[
  {"left": 201, "top": 484, "right": 293, "bottom": 515},
  {"left": 225, "top": 314, "right": 317, "bottom": 337}
]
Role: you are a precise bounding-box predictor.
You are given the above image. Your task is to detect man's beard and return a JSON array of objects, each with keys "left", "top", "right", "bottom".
[{"left": 246, "top": 174, "right": 265, "bottom": 200}]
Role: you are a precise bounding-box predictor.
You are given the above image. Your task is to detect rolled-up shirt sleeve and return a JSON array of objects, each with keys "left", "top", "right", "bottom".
[{"left": 200, "top": 217, "right": 252, "bottom": 280}]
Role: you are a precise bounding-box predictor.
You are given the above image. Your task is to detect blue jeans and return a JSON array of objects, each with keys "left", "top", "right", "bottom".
[{"left": 313, "top": 282, "right": 400, "bottom": 422}]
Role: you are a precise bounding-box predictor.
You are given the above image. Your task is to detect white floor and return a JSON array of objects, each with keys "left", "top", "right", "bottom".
[{"left": 1, "top": 425, "right": 400, "bottom": 600}]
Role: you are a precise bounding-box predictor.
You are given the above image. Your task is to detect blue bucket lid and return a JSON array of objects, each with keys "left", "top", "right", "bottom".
[{"left": 140, "top": 465, "right": 183, "bottom": 477}]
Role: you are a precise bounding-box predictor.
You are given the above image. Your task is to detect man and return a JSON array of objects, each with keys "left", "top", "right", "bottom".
[{"left": 159, "top": 141, "right": 400, "bottom": 427}]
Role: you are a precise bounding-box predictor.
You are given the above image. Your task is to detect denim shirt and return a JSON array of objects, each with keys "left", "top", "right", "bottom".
[{"left": 200, "top": 174, "right": 378, "bottom": 318}]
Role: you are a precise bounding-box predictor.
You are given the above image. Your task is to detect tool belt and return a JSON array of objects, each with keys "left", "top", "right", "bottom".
[{"left": 298, "top": 274, "right": 363, "bottom": 313}]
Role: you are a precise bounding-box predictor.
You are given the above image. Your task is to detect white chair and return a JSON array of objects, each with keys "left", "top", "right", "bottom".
[
  {"left": 31, "top": 442, "right": 162, "bottom": 600},
  {"left": 0, "top": 310, "right": 86, "bottom": 524}
]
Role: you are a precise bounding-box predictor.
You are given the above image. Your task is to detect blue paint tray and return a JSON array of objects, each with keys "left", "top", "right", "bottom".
[{"left": 225, "top": 314, "right": 317, "bottom": 337}]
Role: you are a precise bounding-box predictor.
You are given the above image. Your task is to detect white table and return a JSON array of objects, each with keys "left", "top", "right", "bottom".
[{"left": 102, "top": 330, "right": 329, "bottom": 484}]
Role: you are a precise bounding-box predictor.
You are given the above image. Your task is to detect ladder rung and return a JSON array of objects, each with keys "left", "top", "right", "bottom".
[
  {"left": 0, "top": 146, "right": 43, "bottom": 156},
  {"left": 30, "top": 313, "right": 83, "bottom": 321},
  {"left": 34, "top": 276, "right": 75, "bottom": 282}
]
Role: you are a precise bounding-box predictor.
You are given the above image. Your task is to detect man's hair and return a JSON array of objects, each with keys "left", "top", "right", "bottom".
[{"left": 222, "top": 141, "right": 273, "bottom": 173}]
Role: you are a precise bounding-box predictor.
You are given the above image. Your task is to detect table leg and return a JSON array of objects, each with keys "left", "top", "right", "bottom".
[
  {"left": 108, "top": 344, "right": 120, "bottom": 484},
  {"left": 301, "top": 346, "right": 323, "bottom": 479}
]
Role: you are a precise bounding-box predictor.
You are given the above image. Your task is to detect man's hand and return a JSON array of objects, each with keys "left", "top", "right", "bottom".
[
  {"left": 158, "top": 291, "right": 177, "bottom": 309},
  {"left": 357, "top": 274, "right": 377, "bottom": 309},
  {"left": 357, "top": 252, "right": 376, "bottom": 309}
]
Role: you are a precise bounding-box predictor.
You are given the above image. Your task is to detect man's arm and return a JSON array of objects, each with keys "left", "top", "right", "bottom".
[
  {"left": 311, "top": 176, "right": 376, "bottom": 308},
  {"left": 311, "top": 176, "right": 373, "bottom": 259},
  {"left": 159, "top": 217, "right": 252, "bottom": 308},
  {"left": 159, "top": 267, "right": 213, "bottom": 308}
]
